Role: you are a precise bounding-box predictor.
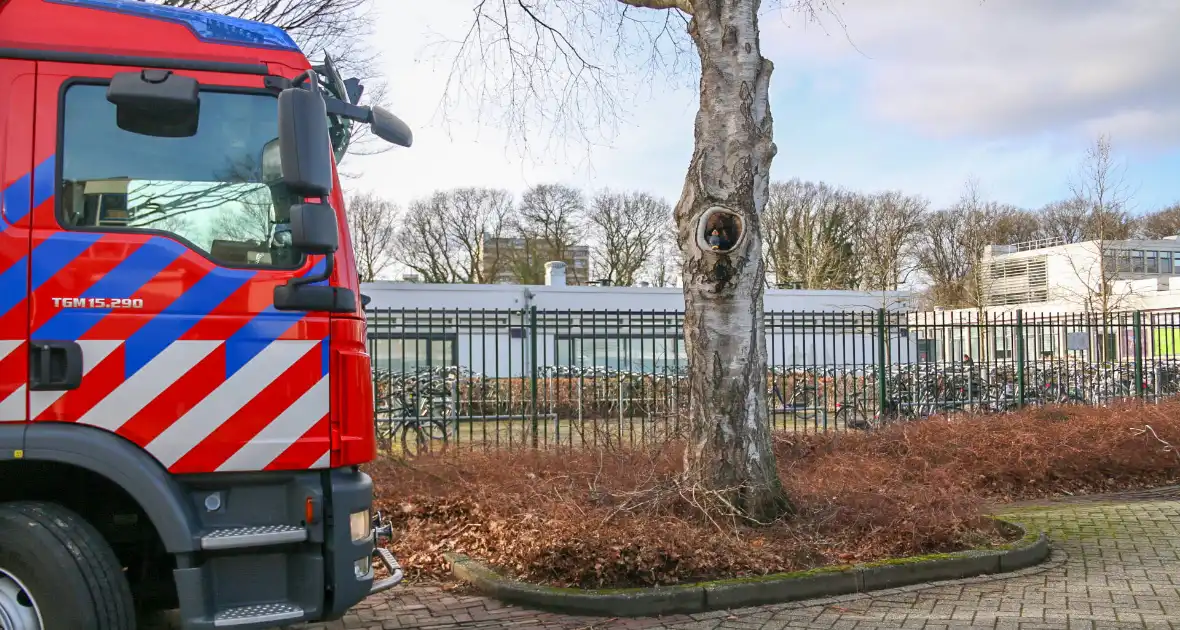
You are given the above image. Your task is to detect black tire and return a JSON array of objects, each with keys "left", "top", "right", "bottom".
[
  {"left": 836, "top": 406, "right": 870, "bottom": 430},
  {"left": 400, "top": 419, "right": 449, "bottom": 458},
  {"left": 0, "top": 501, "right": 135, "bottom": 630}
]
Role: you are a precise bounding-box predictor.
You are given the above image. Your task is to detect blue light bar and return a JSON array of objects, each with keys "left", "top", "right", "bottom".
[{"left": 49, "top": 0, "right": 301, "bottom": 52}]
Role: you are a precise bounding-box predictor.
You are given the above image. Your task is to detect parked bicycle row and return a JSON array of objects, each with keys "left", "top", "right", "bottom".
[{"left": 372, "top": 359, "right": 1180, "bottom": 455}]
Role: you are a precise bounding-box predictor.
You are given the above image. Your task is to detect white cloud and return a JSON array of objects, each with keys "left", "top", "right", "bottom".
[
  {"left": 345, "top": 0, "right": 698, "bottom": 208},
  {"left": 342, "top": 0, "right": 1178, "bottom": 211},
  {"left": 763, "top": 0, "right": 1180, "bottom": 148}
]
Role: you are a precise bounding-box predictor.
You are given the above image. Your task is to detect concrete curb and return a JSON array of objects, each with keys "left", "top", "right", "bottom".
[{"left": 444, "top": 520, "right": 1049, "bottom": 617}]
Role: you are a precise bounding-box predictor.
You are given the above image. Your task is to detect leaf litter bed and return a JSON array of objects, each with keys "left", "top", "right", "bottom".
[{"left": 367, "top": 401, "right": 1180, "bottom": 589}]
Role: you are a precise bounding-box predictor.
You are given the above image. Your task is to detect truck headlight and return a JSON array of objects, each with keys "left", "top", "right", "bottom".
[{"left": 350, "top": 510, "right": 371, "bottom": 542}]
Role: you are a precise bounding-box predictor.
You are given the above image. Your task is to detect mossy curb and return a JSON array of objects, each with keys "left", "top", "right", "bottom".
[{"left": 445, "top": 519, "right": 1049, "bottom": 617}]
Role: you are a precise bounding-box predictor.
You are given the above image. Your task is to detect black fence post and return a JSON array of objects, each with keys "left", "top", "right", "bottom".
[
  {"left": 876, "top": 308, "right": 887, "bottom": 415},
  {"left": 529, "top": 306, "right": 539, "bottom": 448},
  {"left": 1133, "top": 310, "right": 1144, "bottom": 398},
  {"left": 1016, "top": 309, "right": 1025, "bottom": 409}
]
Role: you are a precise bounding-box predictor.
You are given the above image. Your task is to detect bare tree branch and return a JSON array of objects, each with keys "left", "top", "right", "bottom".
[
  {"left": 392, "top": 187, "right": 514, "bottom": 283},
  {"left": 618, "top": 0, "right": 693, "bottom": 13},
  {"left": 145, "top": 0, "right": 393, "bottom": 162},
  {"left": 586, "top": 190, "right": 671, "bottom": 286},
  {"left": 345, "top": 191, "right": 399, "bottom": 281}
]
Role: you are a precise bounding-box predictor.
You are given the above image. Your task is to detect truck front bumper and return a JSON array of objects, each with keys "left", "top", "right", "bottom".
[
  {"left": 368, "top": 511, "right": 404, "bottom": 595},
  {"left": 322, "top": 469, "right": 405, "bottom": 620}
]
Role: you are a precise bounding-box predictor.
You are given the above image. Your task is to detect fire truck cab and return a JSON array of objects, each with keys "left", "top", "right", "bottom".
[{"left": 0, "top": 1, "right": 410, "bottom": 628}]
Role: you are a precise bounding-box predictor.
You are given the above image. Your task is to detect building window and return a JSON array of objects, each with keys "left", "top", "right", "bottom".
[
  {"left": 1132, "top": 250, "right": 1145, "bottom": 273},
  {"left": 1117, "top": 251, "right": 1131, "bottom": 273},
  {"left": 1147, "top": 251, "right": 1159, "bottom": 274},
  {"left": 556, "top": 336, "right": 686, "bottom": 372},
  {"left": 1028, "top": 326, "right": 1057, "bottom": 357},
  {"left": 1163, "top": 252, "right": 1174, "bottom": 275},
  {"left": 59, "top": 84, "right": 299, "bottom": 268},
  {"left": 994, "top": 327, "right": 1013, "bottom": 360},
  {"left": 368, "top": 335, "right": 456, "bottom": 374}
]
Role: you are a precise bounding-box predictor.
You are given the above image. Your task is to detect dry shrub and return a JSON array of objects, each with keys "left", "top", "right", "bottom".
[
  {"left": 368, "top": 400, "right": 1180, "bottom": 589},
  {"left": 782, "top": 399, "right": 1180, "bottom": 503}
]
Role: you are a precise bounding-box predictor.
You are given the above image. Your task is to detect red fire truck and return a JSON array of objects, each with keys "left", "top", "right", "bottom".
[{"left": 0, "top": 0, "right": 410, "bottom": 628}]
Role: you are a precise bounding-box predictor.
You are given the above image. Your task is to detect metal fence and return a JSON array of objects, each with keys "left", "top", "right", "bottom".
[{"left": 367, "top": 307, "right": 1180, "bottom": 455}]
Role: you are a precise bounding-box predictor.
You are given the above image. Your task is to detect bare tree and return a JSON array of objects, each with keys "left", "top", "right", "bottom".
[
  {"left": 1059, "top": 135, "right": 1138, "bottom": 317},
  {"left": 917, "top": 180, "right": 1002, "bottom": 310},
  {"left": 440, "top": 0, "right": 849, "bottom": 519},
  {"left": 451, "top": 187, "right": 516, "bottom": 283},
  {"left": 641, "top": 216, "right": 682, "bottom": 287},
  {"left": 345, "top": 191, "right": 399, "bottom": 282},
  {"left": 1137, "top": 204, "right": 1180, "bottom": 239},
  {"left": 586, "top": 190, "right": 672, "bottom": 286},
  {"left": 917, "top": 207, "right": 973, "bottom": 307},
  {"left": 392, "top": 187, "right": 513, "bottom": 284},
  {"left": 394, "top": 193, "right": 459, "bottom": 283},
  {"left": 1036, "top": 199, "right": 1088, "bottom": 244},
  {"left": 762, "top": 180, "right": 860, "bottom": 289},
  {"left": 855, "top": 190, "right": 926, "bottom": 293},
  {"left": 512, "top": 184, "right": 587, "bottom": 284}
]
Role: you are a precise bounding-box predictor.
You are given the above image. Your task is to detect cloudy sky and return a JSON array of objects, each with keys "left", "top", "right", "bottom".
[{"left": 345, "top": 0, "right": 1180, "bottom": 213}]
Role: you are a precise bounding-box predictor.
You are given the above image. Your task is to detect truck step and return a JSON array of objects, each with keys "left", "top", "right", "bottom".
[
  {"left": 200, "top": 524, "right": 307, "bottom": 550},
  {"left": 213, "top": 602, "right": 304, "bottom": 627}
]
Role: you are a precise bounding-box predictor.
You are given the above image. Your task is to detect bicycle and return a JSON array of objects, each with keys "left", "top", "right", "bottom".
[{"left": 375, "top": 368, "right": 457, "bottom": 457}]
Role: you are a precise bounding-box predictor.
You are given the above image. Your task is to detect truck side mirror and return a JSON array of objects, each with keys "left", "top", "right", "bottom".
[
  {"left": 277, "top": 86, "right": 334, "bottom": 197},
  {"left": 107, "top": 69, "right": 199, "bottom": 137},
  {"left": 289, "top": 203, "right": 339, "bottom": 255},
  {"left": 369, "top": 106, "right": 413, "bottom": 148}
]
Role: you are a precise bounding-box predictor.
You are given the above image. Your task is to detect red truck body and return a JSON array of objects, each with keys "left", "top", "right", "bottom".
[{"left": 0, "top": 1, "right": 402, "bottom": 628}]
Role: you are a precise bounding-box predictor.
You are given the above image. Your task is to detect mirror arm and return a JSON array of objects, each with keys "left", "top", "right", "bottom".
[
  {"left": 287, "top": 253, "right": 334, "bottom": 289},
  {"left": 324, "top": 96, "right": 372, "bottom": 123}
]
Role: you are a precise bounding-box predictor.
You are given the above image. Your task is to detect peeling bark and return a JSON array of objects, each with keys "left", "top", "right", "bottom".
[{"left": 676, "top": 0, "right": 788, "bottom": 521}]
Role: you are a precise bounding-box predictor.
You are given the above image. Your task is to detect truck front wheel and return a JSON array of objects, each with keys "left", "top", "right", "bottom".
[{"left": 0, "top": 502, "right": 135, "bottom": 630}]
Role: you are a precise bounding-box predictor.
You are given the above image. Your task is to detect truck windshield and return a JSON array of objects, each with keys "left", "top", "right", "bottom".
[{"left": 59, "top": 84, "right": 300, "bottom": 268}]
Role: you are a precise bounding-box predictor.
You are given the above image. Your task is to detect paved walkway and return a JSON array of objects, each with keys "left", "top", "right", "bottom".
[{"left": 296, "top": 486, "right": 1180, "bottom": 630}]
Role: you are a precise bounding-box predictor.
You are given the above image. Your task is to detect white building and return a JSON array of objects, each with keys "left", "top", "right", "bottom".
[
  {"left": 361, "top": 262, "right": 916, "bottom": 376},
  {"left": 981, "top": 236, "right": 1180, "bottom": 313},
  {"left": 910, "top": 236, "right": 1180, "bottom": 363}
]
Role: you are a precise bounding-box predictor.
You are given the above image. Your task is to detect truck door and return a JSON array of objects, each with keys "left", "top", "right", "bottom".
[
  {"left": 29, "top": 62, "right": 333, "bottom": 473},
  {"left": 0, "top": 59, "right": 36, "bottom": 424}
]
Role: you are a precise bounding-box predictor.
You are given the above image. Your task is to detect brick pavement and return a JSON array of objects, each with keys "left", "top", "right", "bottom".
[{"left": 293, "top": 486, "right": 1180, "bottom": 630}]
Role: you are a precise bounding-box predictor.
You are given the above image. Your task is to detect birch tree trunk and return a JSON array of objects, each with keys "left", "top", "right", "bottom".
[{"left": 677, "top": 0, "right": 789, "bottom": 521}]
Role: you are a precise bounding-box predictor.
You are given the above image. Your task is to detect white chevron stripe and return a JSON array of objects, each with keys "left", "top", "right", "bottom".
[
  {"left": 28, "top": 340, "right": 122, "bottom": 419},
  {"left": 147, "top": 340, "right": 318, "bottom": 468},
  {"left": 0, "top": 385, "right": 24, "bottom": 422},
  {"left": 216, "top": 376, "right": 329, "bottom": 472},
  {"left": 311, "top": 451, "right": 330, "bottom": 469},
  {"left": 0, "top": 340, "right": 21, "bottom": 361},
  {"left": 80, "top": 340, "right": 221, "bottom": 431},
  {"left": 0, "top": 340, "right": 26, "bottom": 421}
]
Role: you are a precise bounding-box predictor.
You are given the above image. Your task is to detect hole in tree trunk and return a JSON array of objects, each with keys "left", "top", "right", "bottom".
[{"left": 697, "top": 207, "right": 744, "bottom": 253}]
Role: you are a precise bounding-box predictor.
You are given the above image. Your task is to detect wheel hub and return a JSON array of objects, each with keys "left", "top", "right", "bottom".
[{"left": 0, "top": 569, "right": 41, "bottom": 630}]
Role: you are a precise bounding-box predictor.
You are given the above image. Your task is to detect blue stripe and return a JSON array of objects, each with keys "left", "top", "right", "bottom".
[
  {"left": 30, "top": 232, "right": 102, "bottom": 289},
  {"left": 307, "top": 257, "right": 328, "bottom": 286},
  {"left": 31, "top": 156, "right": 56, "bottom": 210},
  {"left": 3, "top": 155, "right": 54, "bottom": 225},
  {"left": 30, "top": 310, "right": 110, "bottom": 340},
  {"left": 223, "top": 305, "right": 304, "bottom": 378},
  {"left": 123, "top": 267, "right": 255, "bottom": 378},
  {"left": 2, "top": 171, "right": 31, "bottom": 226},
  {"left": 33, "top": 237, "right": 182, "bottom": 340},
  {"left": 321, "top": 338, "right": 329, "bottom": 377},
  {"left": 0, "top": 258, "right": 29, "bottom": 318},
  {"left": 220, "top": 258, "right": 333, "bottom": 378}
]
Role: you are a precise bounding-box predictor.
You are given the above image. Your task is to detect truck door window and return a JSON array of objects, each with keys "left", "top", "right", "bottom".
[{"left": 58, "top": 83, "right": 300, "bottom": 268}]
